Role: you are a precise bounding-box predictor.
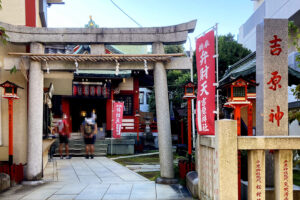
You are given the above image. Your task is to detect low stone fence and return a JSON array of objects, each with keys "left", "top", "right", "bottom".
[{"left": 197, "top": 120, "right": 300, "bottom": 200}]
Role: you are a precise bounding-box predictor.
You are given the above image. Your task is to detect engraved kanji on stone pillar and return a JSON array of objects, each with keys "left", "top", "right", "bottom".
[{"left": 256, "top": 19, "right": 288, "bottom": 136}]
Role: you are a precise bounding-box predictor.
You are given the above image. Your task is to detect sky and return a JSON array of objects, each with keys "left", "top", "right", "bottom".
[{"left": 47, "top": 0, "right": 254, "bottom": 50}]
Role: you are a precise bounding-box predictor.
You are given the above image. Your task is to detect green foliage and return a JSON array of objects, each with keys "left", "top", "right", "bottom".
[
  {"left": 218, "top": 33, "right": 252, "bottom": 78},
  {"left": 288, "top": 110, "right": 300, "bottom": 124},
  {"left": 149, "top": 45, "right": 191, "bottom": 114},
  {"left": 294, "top": 170, "right": 300, "bottom": 186},
  {"left": 0, "top": 0, "right": 9, "bottom": 45},
  {"left": 288, "top": 21, "right": 300, "bottom": 47},
  {"left": 288, "top": 21, "right": 300, "bottom": 123},
  {"left": 291, "top": 85, "right": 300, "bottom": 101},
  {"left": 9, "top": 65, "right": 17, "bottom": 74},
  {"left": 164, "top": 45, "right": 184, "bottom": 54},
  {"left": 0, "top": 26, "right": 9, "bottom": 45}
]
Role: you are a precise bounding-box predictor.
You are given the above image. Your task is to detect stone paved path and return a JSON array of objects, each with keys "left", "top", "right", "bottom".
[{"left": 0, "top": 157, "right": 193, "bottom": 200}]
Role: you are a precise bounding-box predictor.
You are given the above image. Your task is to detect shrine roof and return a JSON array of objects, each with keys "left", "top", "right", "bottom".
[{"left": 219, "top": 52, "right": 300, "bottom": 87}]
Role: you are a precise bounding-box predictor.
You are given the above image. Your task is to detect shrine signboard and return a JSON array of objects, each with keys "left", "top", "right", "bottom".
[
  {"left": 256, "top": 19, "right": 288, "bottom": 136},
  {"left": 195, "top": 30, "right": 215, "bottom": 135},
  {"left": 112, "top": 101, "right": 124, "bottom": 139}
]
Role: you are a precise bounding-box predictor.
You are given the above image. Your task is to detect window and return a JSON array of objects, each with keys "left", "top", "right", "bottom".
[
  {"left": 115, "top": 95, "right": 133, "bottom": 116},
  {"left": 146, "top": 92, "right": 152, "bottom": 105},
  {"left": 248, "top": 85, "right": 256, "bottom": 93},
  {"left": 233, "top": 87, "right": 245, "bottom": 97},
  {"left": 139, "top": 92, "right": 144, "bottom": 104}
]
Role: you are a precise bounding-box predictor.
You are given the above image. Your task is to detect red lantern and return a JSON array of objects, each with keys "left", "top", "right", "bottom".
[{"left": 73, "top": 85, "right": 77, "bottom": 96}]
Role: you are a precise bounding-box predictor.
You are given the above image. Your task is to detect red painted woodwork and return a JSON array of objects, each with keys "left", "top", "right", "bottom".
[
  {"left": 61, "top": 98, "right": 72, "bottom": 132},
  {"left": 247, "top": 103, "right": 253, "bottom": 136},
  {"left": 181, "top": 119, "right": 184, "bottom": 144},
  {"left": 234, "top": 105, "right": 242, "bottom": 200},
  {"left": 187, "top": 99, "right": 192, "bottom": 155},
  {"left": 0, "top": 164, "right": 24, "bottom": 183},
  {"left": 25, "top": 0, "right": 36, "bottom": 27},
  {"left": 106, "top": 98, "right": 112, "bottom": 131},
  {"left": 8, "top": 99, "right": 13, "bottom": 158},
  {"left": 133, "top": 78, "right": 139, "bottom": 132}
]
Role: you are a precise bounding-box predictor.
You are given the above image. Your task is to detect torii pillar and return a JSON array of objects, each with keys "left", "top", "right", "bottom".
[
  {"left": 26, "top": 43, "right": 44, "bottom": 180},
  {"left": 152, "top": 43, "right": 175, "bottom": 182}
]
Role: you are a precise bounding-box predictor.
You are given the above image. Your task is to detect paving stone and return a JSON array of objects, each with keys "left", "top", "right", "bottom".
[
  {"left": 48, "top": 195, "right": 77, "bottom": 200},
  {"left": 106, "top": 183, "right": 132, "bottom": 194},
  {"left": 102, "top": 193, "right": 131, "bottom": 200},
  {"left": 20, "top": 189, "right": 58, "bottom": 200},
  {"left": 78, "top": 175, "right": 102, "bottom": 183},
  {"left": 55, "top": 184, "right": 87, "bottom": 195}
]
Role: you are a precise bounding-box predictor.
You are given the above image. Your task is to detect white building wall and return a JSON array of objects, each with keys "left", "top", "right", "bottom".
[
  {"left": 239, "top": 0, "right": 300, "bottom": 51},
  {"left": 254, "top": 0, "right": 265, "bottom": 11},
  {"left": 289, "top": 119, "right": 300, "bottom": 136}
]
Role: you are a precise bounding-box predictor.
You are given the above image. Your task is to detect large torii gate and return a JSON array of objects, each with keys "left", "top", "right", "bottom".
[{"left": 1, "top": 20, "right": 196, "bottom": 181}]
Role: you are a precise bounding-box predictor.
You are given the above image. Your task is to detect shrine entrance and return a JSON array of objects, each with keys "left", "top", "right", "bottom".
[{"left": 69, "top": 97, "right": 106, "bottom": 133}]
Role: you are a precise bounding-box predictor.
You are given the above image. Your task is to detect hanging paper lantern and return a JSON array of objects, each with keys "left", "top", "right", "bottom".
[
  {"left": 90, "top": 85, "right": 96, "bottom": 96},
  {"left": 102, "top": 86, "right": 107, "bottom": 98},
  {"left": 77, "top": 85, "right": 83, "bottom": 96},
  {"left": 96, "top": 86, "right": 102, "bottom": 96},
  {"left": 83, "top": 85, "right": 89, "bottom": 96}
]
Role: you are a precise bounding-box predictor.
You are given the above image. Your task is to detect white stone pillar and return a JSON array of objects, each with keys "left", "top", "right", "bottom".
[
  {"left": 274, "top": 150, "right": 293, "bottom": 200},
  {"left": 152, "top": 43, "right": 174, "bottom": 179},
  {"left": 90, "top": 44, "right": 105, "bottom": 54},
  {"left": 215, "top": 120, "right": 238, "bottom": 200},
  {"left": 248, "top": 150, "right": 265, "bottom": 200},
  {"left": 26, "top": 43, "right": 44, "bottom": 180}
]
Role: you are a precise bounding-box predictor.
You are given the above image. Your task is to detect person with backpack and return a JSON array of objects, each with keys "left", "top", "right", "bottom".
[
  {"left": 57, "top": 113, "right": 71, "bottom": 159},
  {"left": 81, "top": 114, "right": 97, "bottom": 159}
]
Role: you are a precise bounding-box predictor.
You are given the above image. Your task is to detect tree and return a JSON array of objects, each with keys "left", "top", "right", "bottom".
[
  {"left": 288, "top": 21, "right": 300, "bottom": 124},
  {"left": 149, "top": 35, "right": 252, "bottom": 113},
  {"left": 218, "top": 33, "right": 251, "bottom": 78},
  {"left": 149, "top": 45, "right": 190, "bottom": 113},
  {"left": 0, "top": 0, "right": 9, "bottom": 44}
]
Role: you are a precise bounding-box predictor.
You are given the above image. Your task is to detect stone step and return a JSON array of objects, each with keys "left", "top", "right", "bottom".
[
  {"left": 55, "top": 148, "right": 107, "bottom": 154},
  {"left": 71, "top": 143, "right": 108, "bottom": 148},
  {"left": 54, "top": 152, "right": 107, "bottom": 157}
]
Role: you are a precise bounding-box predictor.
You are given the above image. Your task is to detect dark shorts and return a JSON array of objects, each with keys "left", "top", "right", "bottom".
[
  {"left": 59, "top": 135, "right": 69, "bottom": 144},
  {"left": 84, "top": 135, "right": 96, "bottom": 144}
]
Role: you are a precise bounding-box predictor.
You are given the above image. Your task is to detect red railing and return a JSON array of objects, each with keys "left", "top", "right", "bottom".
[{"left": 0, "top": 164, "right": 24, "bottom": 183}]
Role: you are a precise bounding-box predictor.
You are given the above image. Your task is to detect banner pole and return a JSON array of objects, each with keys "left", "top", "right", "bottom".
[
  {"left": 195, "top": 24, "right": 217, "bottom": 39},
  {"left": 215, "top": 23, "right": 220, "bottom": 120},
  {"left": 111, "top": 100, "right": 114, "bottom": 155},
  {"left": 188, "top": 36, "right": 196, "bottom": 148}
]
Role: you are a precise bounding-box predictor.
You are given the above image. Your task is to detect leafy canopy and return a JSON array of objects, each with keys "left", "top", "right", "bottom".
[{"left": 218, "top": 33, "right": 251, "bottom": 78}]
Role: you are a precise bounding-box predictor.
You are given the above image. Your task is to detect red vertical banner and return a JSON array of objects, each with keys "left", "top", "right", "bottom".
[
  {"left": 112, "top": 102, "right": 124, "bottom": 138},
  {"left": 196, "top": 30, "right": 215, "bottom": 135}
]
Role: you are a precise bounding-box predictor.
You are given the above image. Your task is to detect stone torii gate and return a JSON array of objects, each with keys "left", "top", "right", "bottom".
[{"left": 1, "top": 20, "right": 196, "bottom": 181}]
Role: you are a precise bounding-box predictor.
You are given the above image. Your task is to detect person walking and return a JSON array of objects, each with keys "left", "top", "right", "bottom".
[
  {"left": 81, "top": 114, "right": 97, "bottom": 159},
  {"left": 57, "top": 113, "right": 71, "bottom": 159}
]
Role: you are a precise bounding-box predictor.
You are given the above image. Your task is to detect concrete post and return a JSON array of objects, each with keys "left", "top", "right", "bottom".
[
  {"left": 90, "top": 44, "right": 105, "bottom": 54},
  {"left": 26, "top": 43, "right": 44, "bottom": 180},
  {"left": 215, "top": 120, "right": 238, "bottom": 200},
  {"left": 274, "top": 150, "right": 293, "bottom": 200},
  {"left": 248, "top": 150, "right": 265, "bottom": 200},
  {"left": 152, "top": 43, "right": 174, "bottom": 180}
]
